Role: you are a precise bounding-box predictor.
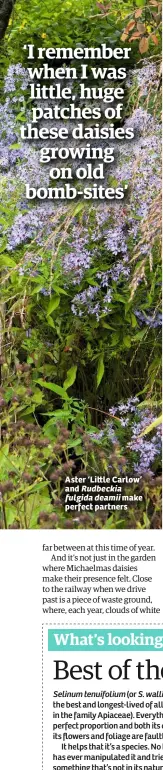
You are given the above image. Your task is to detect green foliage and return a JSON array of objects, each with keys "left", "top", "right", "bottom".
[
  {"left": 97, "top": 354, "right": 105, "bottom": 388},
  {"left": 63, "top": 366, "right": 77, "bottom": 391},
  {"left": 4, "top": 0, "right": 151, "bottom": 72},
  {"left": 139, "top": 415, "right": 162, "bottom": 436},
  {"left": 4, "top": 0, "right": 122, "bottom": 62}
]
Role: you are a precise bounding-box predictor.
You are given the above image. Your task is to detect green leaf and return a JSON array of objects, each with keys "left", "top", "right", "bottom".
[
  {"left": 25, "top": 492, "right": 53, "bottom": 528},
  {"left": 131, "top": 314, "right": 137, "bottom": 328},
  {"left": 111, "top": 332, "right": 119, "bottom": 345},
  {"left": 104, "top": 515, "right": 115, "bottom": 529},
  {"left": 1, "top": 255, "right": 16, "bottom": 267},
  {"left": 104, "top": 517, "right": 126, "bottom": 529},
  {"left": 6, "top": 504, "right": 17, "bottom": 527},
  {"left": 0, "top": 237, "right": 7, "bottom": 253},
  {"left": 86, "top": 278, "right": 98, "bottom": 287},
  {"left": 31, "top": 285, "right": 44, "bottom": 295},
  {"left": 114, "top": 293, "right": 126, "bottom": 303},
  {"left": 19, "top": 406, "right": 33, "bottom": 415},
  {"left": 97, "top": 354, "right": 104, "bottom": 388},
  {"left": 0, "top": 444, "right": 9, "bottom": 469},
  {"left": 47, "top": 316, "right": 55, "bottom": 329},
  {"left": 139, "top": 415, "right": 162, "bottom": 437},
  {"left": 36, "top": 379, "right": 69, "bottom": 399},
  {"left": 134, "top": 329, "right": 146, "bottom": 340},
  {"left": 44, "top": 410, "right": 70, "bottom": 419},
  {"left": 67, "top": 438, "right": 82, "bottom": 448},
  {"left": 73, "top": 202, "right": 84, "bottom": 216},
  {"left": 32, "top": 389, "right": 43, "bottom": 405},
  {"left": 55, "top": 286, "right": 67, "bottom": 295},
  {"left": 47, "top": 296, "right": 60, "bottom": 316},
  {"left": 137, "top": 399, "right": 157, "bottom": 409},
  {"left": 10, "top": 142, "right": 21, "bottom": 150},
  {"left": 15, "top": 112, "right": 26, "bottom": 122},
  {"left": 63, "top": 365, "right": 77, "bottom": 390},
  {"left": 123, "top": 335, "right": 131, "bottom": 349}
]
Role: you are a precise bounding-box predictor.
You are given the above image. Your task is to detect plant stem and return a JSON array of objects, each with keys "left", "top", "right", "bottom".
[
  {"left": 24, "top": 494, "right": 28, "bottom": 528},
  {"left": 2, "top": 497, "right": 7, "bottom": 528}
]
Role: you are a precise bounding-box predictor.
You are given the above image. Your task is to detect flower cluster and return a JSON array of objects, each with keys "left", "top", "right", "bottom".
[
  {"left": 128, "top": 409, "right": 162, "bottom": 475},
  {"left": 90, "top": 395, "right": 161, "bottom": 477},
  {"left": 109, "top": 399, "right": 161, "bottom": 475},
  {"left": 135, "top": 310, "right": 162, "bottom": 329},
  {"left": 71, "top": 285, "right": 112, "bottom": 319},
  {"left": 7, "top": 203, "right": 55, "bottom": 251},
  {"left": 133, "top": 61, "right": 159, "bottom": 96},
  {"left": 63, "top": 227, "right": 91, "bottom": 284},
  {"left": 103, "top": 223, "right": 128, "bottom": 257},
  {"left": 4, "top": 64, "right": 29, "bottom": 94}
]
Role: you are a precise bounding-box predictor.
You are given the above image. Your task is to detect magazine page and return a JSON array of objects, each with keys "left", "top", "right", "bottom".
[{"left": 0, "top": 1, "right": 162, "bottom": 770}]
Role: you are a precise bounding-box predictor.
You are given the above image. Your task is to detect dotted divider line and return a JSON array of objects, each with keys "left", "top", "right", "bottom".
[
  {"left": 42, "top": 625, "right": 44, "bottom": 770},
  {"left": 42, "top": 622, "right": 163, "bottom": 626}
]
